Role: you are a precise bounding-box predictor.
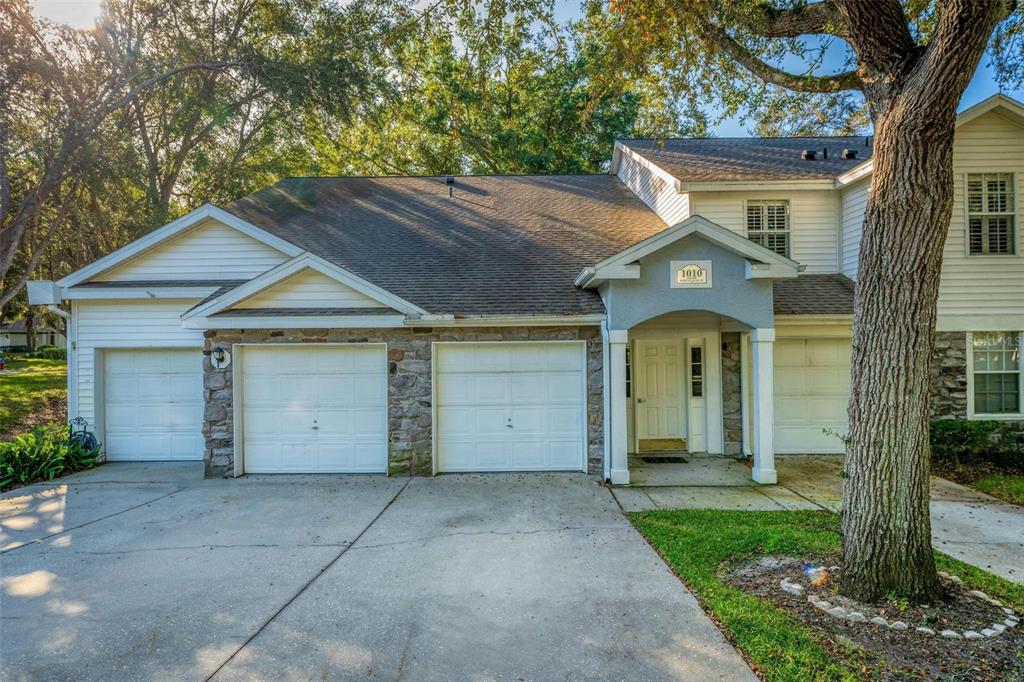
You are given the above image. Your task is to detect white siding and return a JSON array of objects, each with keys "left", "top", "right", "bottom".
[
  {"left": 97, "top": 219, "right": 288, "bottom": 281},
  {"left": 616, "top": 151, "right": 690, "bottom": 225},
  {"left": 839, "top": 179, "right": 869, "bottom": 278},
  {"left": 689, "top": 190, "right": 839, "bottom": 274},
  {"left": 233, "top": 268, "right": 385, "bottom": 309},
  {"left": 938, "top": 111, "right": 1024, "bottom": 328},
  {"left": 72, "top": 299, "right": 204, "bottom": 434}
]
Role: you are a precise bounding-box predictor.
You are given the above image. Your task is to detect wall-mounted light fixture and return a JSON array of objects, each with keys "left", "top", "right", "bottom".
[{"left": 203, "top": 346, "right": 232, "bottom": 369}]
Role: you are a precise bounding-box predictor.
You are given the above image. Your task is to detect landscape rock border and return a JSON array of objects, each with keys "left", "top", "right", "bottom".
[{"left": 780, "top": 569, "right": 1018, "bottom": 639}]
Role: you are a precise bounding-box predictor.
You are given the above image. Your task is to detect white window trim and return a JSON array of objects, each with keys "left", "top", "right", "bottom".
[
  {"left": 963, "top": 172, "right": 1019, "bottom": 258},
  {"left": 743, "top": 199, "right": 792, "bottom": 259},
  {"left": 966, "top": 331, "right": 1024, "bottom": 420}
]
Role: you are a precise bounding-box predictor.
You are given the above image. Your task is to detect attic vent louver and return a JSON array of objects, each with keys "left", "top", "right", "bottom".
[
  {"left": 801, "top": 149, "right": 817, "bottom": 160},
  {"left": 842, "top": 148, "right": 858, "bottom": 160}
]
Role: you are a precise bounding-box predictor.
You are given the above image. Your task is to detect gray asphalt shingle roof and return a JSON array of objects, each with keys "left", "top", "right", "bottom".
[
  {"left": 773, "top": 274, "right": 855, "bottom": 315},
  {"left": 225, "top": 175, "right": 668, "bottom": 317},
  {"left": 619, "top": 137, "right": 873, "bottom": 183},
  {"left": 219, "top": 174, "right": 855, "bottom": 318}
]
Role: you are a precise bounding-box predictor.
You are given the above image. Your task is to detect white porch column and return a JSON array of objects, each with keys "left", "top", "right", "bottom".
[
  {"left": 750, "top": 327, "right": 777, "bottom": 484},
  {"left": 608, "top": 329, "right": 630, "bottom": 485}
]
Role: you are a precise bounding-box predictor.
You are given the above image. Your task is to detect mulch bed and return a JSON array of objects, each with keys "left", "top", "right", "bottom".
[{"left": 727, "top": 556, "right": 1024, "bottom": 681}]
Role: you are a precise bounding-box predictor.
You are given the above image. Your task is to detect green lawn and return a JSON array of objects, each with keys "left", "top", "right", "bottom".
[
  {"left": 0, "top": 358, "right": 67, "bottom": 437},
  {"left": 629, "top": 509, "right": 1024, "bottom": 682},
  {"left": 969, "top": 472, "right": 1024, "bottom": 506}
]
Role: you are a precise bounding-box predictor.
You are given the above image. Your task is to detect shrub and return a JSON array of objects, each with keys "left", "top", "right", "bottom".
[
  {"left": 930, "top": 419, "right": 1024, "bottom": 471},
  {"left": 0, "top": 423, "right": 102, "bottom": 489},
  {"left": 36, "top": 347, "right": 66, "bottom": 360}
]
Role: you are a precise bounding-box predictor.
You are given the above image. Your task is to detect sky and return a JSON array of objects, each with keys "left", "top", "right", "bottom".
[{"left": 32, "top": 0, "right": 1024, "bottom": 137}]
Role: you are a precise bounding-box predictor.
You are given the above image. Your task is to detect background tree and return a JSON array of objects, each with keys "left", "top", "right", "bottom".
[{"left": 598, "top": 0, "right": 1022, "bottom": 602}]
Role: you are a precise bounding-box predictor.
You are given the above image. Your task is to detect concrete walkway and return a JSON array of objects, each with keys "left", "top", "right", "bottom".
[
  {"left": 614, "top": 455, "right": 1024, "bottom": 584},
  {"left": 1, "top": 464, "right": 755, "bottom": 681}
]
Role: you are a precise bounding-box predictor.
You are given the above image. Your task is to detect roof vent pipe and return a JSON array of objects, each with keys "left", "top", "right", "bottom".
[
  {"left": 445, "top": 175, "right": 455, "bottom": 197},
  {"left": 822, "top": 147, "right": 828, "bottom": 159},
  {"left": 801, "top": 149, "right": 817, "bottom": 160}
]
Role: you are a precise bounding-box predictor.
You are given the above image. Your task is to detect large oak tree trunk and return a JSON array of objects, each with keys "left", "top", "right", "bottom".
[{"left": 840, "top": 101, "right": 955, "bottom": 603}]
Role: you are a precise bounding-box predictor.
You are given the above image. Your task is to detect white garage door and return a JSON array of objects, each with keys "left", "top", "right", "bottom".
[
  {"left": 435, "top": 342, "right": 586, "bottom": 472},
  {"left": 241, "top": 345, "right": 386, "bottom": 473},
  {"left": 774, "top": 338, "right": 851, "bottom": 453},
  {"left": 103, "top": 349, "right": 203, "bottom": 460}
]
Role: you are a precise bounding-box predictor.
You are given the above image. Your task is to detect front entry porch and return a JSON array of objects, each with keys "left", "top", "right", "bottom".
[
  {"left": 605, "top": 313, "right": 778, "bottom": 486},
  {"left": 581, "top": 215, "right": 802, "bottom": 486}
]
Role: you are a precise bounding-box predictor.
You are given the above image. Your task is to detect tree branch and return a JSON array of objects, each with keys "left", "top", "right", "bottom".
[
  {"left": 704, "top": 23, "right": 861, "bottom": 92},
  {"left": 744, "top": 1, "right": 848, "bottom": 39}
]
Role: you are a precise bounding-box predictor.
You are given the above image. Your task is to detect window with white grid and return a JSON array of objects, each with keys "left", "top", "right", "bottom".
[
  {"left": 746, "top": 200, "right": 790, "bottom": 257},
  {"left": 967, "top": 173, "right": 1016, "bottom": 255},
  {"left": 971, "top": 332, "right": 1022, "bottom": 416}
]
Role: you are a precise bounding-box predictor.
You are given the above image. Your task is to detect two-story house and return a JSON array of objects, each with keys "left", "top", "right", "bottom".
[{"left": 29, "top": 94, "right": 1024, "bottom": 486}]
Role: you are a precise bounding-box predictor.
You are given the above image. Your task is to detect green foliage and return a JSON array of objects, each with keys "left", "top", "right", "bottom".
[
  {"left": 930, "top": 419, "right": 1023, "bottom": 471},
  {"left": 0, "top": 422, "right": 101, "bottom": 489},
  {"left": 23, "top": 346, "right": 66, "bottom": 360},
  {"left": 630, "top": 509, "right": 1024, "bottom": 682}
]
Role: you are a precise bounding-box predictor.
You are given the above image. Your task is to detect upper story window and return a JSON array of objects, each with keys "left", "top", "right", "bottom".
[
  {"left": 967, "top": 173, "right": 1016, "bottom": 255},
  {"left": 746, "top": 200, "right": 790, "bottom": 258}
]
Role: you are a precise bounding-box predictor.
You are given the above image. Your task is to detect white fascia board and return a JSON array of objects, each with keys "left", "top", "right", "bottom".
[
  {"left": 64, "top": 285, "right": 226, "bottom": 300},
  {"left": 57, "top": 204, "right": 303, "bottom": 288},
  {"left": 183, "top": 252, "right": 428, "bottom": 319},
  {"left": 955, "top": 93, "right": 1024, "bottom": 129},
  {"left": 593, "top": 215, "right": 801, "bottom": 274},
  {"left": 835, "top": 95, "right": 1024, "bottom": 188},
  {"left": 184, "top": 314, "right": 407, "bottom": 330},
  {"left": 404, "top": 314, "right": 605, "bottom": 327},
  {"left": 835, "top": 161, "right": 874, "bottom": 187},
  {"left": 27, "top": 280, "right": 61, "bottom": 305},
  {"left": 614, "top": 142, "right": 684, "bottom": 192},
  {"left": 745, "top": 261, "right": 803, "bottom": 279},
  {"left": 775, "top": 314, "right": 854, "bottom": 327},
  {"left": 678, "top": 179, "right": 835, "bottom": 192}
]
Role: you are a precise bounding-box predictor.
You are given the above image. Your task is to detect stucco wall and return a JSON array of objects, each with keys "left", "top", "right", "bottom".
[
  {"left": 603, "top": 235, "right": 774, "bottom": 330},
  {"left": 201, "top": 326, "right": 603, "bottom": 478}
]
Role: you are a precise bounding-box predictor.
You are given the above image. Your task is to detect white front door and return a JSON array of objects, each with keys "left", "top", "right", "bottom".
[
  {"left": 240, "top": 345, "right": 387, "bottom": 473},
  {"left": 103, "top": 349, "right": 203, "bottom": 460},
  {"left": 435, "top": 342, "right": 586, "bottom": 472},
  {"left": 634, "top": 340, "right": 685, "bottom": 440}
]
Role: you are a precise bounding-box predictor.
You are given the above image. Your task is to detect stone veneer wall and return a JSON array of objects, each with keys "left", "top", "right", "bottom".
[
  {"left": 721, "top": 332, "right": 743, "bottom": 455},
  {"left": 202, "top": 326, "right": 603, "bottom": 478},
  {"left": 930, "top": 332, "right": 968, "bottom": 421}
]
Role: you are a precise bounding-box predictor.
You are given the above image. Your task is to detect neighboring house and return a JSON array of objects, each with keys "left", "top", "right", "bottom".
[
  {"left": 28, "top": 94, "right": 1024, "bottom": 484},
  {"left": 0, "top": 317, "right": 66, "bottom": 350}
]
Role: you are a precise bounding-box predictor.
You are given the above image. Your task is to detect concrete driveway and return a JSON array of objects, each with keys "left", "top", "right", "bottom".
[{"left": 1, "top": 465, "right": 754, "bottom": 682}]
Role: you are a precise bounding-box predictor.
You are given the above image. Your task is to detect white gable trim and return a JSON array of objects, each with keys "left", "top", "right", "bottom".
[
  {"left": 836, "top": 94, "right": 1024, "bottom": 187},
  {"left": 182, "top": 252, "right": 427, "bottom": 319},
  {"left": 575, "top": 214, "right": 803, "bottom": 288},
  {"left": 182, "top": 312, "right": 407, "bottom": 330},
  {"left": 57, "top": 205, "right": 303, "bottom": 288}
]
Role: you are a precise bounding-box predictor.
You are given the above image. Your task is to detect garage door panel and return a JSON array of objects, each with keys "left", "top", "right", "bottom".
[
  {"left": 774, "top": 339, "right": 851, "bottom": 454},
  {"left": 104, "top": 349, "right": 203, "bottom": 461},
  {"left": 241, "top": 345, "right": 386, "bottom": 473},
  {"left": 436, "top": 342, "right": 586, "bottom": 472}
]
